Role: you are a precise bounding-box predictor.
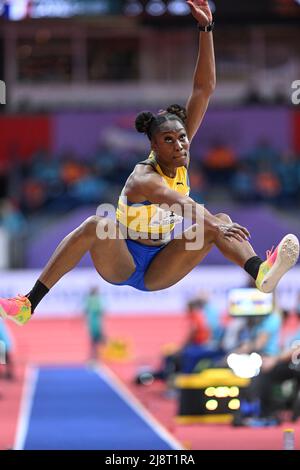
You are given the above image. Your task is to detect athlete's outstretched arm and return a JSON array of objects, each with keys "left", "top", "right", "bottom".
[
  {"left": 136, "top": 171, "right": 250, "bottom": 242},
  {"left": 185, "top": 0, "right": 215, "bottom": 142}
]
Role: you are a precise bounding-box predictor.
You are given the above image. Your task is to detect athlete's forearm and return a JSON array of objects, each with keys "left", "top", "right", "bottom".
[
  {"left": 185, "top": 31, "right": 216, "bottom": 140},
  {"left": 176, "top": 196, "right": 219, "bottom": 234},
  {"left": 188, "top": 200, "right": 250, "bottom": 242},
  {"left": 193, "top": 32, "right": 216, "bottom": 94},
  {"left": 202, "top": 205, "right": 222, "bottom": 233},
  {"left": 160, "top": 192, "right": 220, "bottom": 233},
  {"left": 147, "top": 185, "right": 248, "bottom": 240}
]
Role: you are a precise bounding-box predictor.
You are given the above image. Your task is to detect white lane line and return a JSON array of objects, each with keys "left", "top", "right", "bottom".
[
  {"left": 14, "top": 365, "right": 39, "bottom": 450},
  {"left": 94, "top": 364, "right": 184, "bottom": 450}
]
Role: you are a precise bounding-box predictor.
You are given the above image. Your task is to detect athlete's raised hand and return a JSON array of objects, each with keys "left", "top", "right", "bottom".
[{"left": 186, "top": 0, "right": 213, "bottom": 26}]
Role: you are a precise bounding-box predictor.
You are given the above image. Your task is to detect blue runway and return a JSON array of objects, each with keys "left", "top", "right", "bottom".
[{"left": 18, "top": 366, "right": 180, "bottom": 450}]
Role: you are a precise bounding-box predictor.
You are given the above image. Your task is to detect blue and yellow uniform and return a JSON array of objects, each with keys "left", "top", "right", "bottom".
[{"left": 113, "top": 153, "right": 190, "bottom": 291}]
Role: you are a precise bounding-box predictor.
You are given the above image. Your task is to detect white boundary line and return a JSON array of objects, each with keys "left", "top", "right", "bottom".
[
  {"left": 94, "top": 363, "right": 184, "bottom": 451},
  {"left": 14, "top": 365, "right": 39, "bottom": 450}
]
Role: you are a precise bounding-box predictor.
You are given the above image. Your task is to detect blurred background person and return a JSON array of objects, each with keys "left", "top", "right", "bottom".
[
  {"left": 136, "top": 296, "right": 219, "bottom": 384},
  {"left": 83, "top": 286, "right": 105, "bottom": 364},
  {"left": 183, "top": 299, "right": 211, "bottom": 348},
  {"left": 247, "top": 301, "right": 300, "bottom": 424},
  {"left": 231, "top": 308, "right": 282, "bottom": 358},
  {"left": 255, "top": 335, "right": 300, "bottom": 423},
  {"left": 193, "top": 290, "right": 223, "bottom": 345}
]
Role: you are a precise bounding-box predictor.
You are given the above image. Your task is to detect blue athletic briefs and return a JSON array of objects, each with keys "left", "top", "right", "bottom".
[{"left": 110, "top": 239, "right": 166, "bottom": 291}]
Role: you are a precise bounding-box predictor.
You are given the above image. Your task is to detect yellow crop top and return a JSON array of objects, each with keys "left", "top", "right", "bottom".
[{"left": 116, "top": 152, "right": 190, "bottom": 241}]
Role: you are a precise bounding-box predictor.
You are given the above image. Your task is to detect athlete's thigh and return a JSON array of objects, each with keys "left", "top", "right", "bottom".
[
  {"left": 144, "top": 224, "right": 213, "bottom": 291},
  {"left": 90, "top": 219, "right": 136, "bottom": 284}
]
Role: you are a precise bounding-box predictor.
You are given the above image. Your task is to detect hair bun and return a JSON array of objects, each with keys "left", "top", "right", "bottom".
[
  {"left": 135, "top": 111, "right": 155, "bottom": 134},
  {"left": 167, "top": 104, "right": 187, "bottom": 123}
]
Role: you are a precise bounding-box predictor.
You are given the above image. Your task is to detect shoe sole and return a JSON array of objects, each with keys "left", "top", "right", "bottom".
[
  {"left": 260, "top": 234, "right": 299, "bottom": 293},
  {"left": 0, "top": 305, "right": 25, "bottom": 326}
]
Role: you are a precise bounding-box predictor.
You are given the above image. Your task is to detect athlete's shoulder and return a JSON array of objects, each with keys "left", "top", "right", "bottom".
[
  {"left": 134, "top": 162, "right": 155, "bottom": 176},
  {"left": 122, "top": 160, "right": 162, "bottom": 202},
  {"left": 136, "top": 152, "right": 156, "bottom": 168},
  {"left": 134, "top": 153, "right": 158, "bottom": 177},
  {"left": 131, "top": 165, "right": 163, "bottom": 195},
  {"left": 124, "top": 160, "right": 157, "bottom": 193}
]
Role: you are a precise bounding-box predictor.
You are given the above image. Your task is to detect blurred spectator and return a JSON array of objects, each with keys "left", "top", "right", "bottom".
[
  {"left": 255, "top": 165, "right": 282, "bottom": 203},
  {"left": 22, "top": 179, "right": 47, "bottom": 213},
  {"left": 68, "top": 173, "right": 108, "bottom": 205},
  {"left": 183, "top": 299, "right": 211, "bottom": 347},
  {"left": 230, "top": 304, "right": 287, "bottom": 426},
  {"left": 83, "top": 287, "right": 105, "bottom": 363},
  {"left": 0, "top": 199, "right": 27, "bottom": 236},
  {"left": 0, "top": 132, "right": 299, "bottom": 219},
  {"left": 275, "top": 151, "right": 299, "bottom": 206},
  {"left": 93, "top": 144, "right": 119, "bottom": 180},
  {"left": 60, "top": 158, "right": 87, "bottom": 186},
  {"left": 31, "top": 150, "right": 60, "bottom": 185},
  {"left": 232, "top": 309, "right": 282, "bottom": 357},
  {"left": 188, "top": 165, "right": 207, "bottom": 202},
  {"left": 136, "top": 298, "right": 218, "bottom": 384},
  {"left": 202, "top": 141, "right": 237, "bottom": 185},
  {"left": 241, "top": 329, "right": 300, "bottom": 425},
  {"left": 219, "top": 315, "right": 247, "bottom": 354},
  {"left": 231, "top": 162, "right": 256, "bottom": 203},
  {"left": 164, "top": 298, "right": 213, "bottom": 376},
  {"left": 245, "top": 139, "right": 280, "bottom": 170},
  {"left": 193, "top": 291, "right": 223, "bottom": 345}
]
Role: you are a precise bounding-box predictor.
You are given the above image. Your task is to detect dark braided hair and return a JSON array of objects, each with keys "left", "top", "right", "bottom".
[
  {"left": 135, "top": 104, "right": 187, "bottom": 140},
  {"left": 166, "top": 104, "right": 187, "bottom": 123}
]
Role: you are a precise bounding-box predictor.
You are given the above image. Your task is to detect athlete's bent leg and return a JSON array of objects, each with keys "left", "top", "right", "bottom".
[
  {"left": 213, "top": 213, "right": 299, "bottom": 293},
  {"left": 144, "top": 213, "right": 253, "bottom": 291},
  {"left": 144, "top": 212, "right": 299, "bottom": 293},
  {"left": 39, "top": 216, "right": 134, "bottom": 288},
  {"left": 0, "top": 216, "right": 135, "bottom": 325},
  {"left": 213, "top": 213, "right": 256, "bottom": 267},
  {"left": 144, "top": 224, "right": 214, "bottom": 291}
]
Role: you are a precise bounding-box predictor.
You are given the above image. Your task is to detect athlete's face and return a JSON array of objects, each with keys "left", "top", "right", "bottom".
[{"left": 151, "top": 120, "right": 190, "bottom": 169}]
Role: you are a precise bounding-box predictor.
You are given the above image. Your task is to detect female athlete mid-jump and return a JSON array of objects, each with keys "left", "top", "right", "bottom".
[{"left": 0, "top": 0, "right": 299, "bottom": 326}]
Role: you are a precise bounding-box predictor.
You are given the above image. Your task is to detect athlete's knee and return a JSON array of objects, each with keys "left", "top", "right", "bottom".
[
  {"left": 95, "top": 216, "right": 117, "bottom": 240},
  {"left": 79, "top": 216, "right": 109, "bottom": 240},
  {"left": 203, "top": 214, "right": 232, "bottom": 244},
  {"left": 215, "top": 212, "right": 232, "bottom": 224}
]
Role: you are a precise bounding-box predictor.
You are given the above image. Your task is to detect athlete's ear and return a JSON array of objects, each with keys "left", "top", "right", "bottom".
[{"left": 151, "top": 138, "right": 158, "bottom": 153}]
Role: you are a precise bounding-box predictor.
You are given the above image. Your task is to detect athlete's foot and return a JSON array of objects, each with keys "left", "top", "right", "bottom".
[
  {"left": 256, "top": 234, "right": 299, "bottom": 293},
  {"left": 0, "top": 295, "right": 32, "bottom": 326}
]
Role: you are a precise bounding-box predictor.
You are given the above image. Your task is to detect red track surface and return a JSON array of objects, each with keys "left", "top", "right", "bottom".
[{"left": 0, "top": 316, "right": 299, "bottom": 450}]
